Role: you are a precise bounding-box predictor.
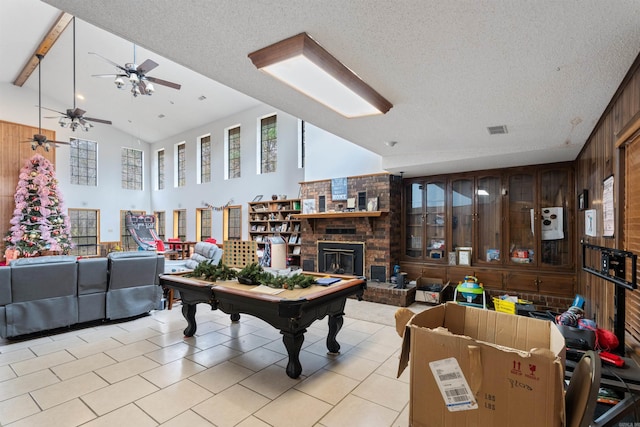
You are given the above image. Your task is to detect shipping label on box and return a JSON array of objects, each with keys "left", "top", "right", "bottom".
[{"left": 396, "top": 303, "right": 566, "bottom": 427}]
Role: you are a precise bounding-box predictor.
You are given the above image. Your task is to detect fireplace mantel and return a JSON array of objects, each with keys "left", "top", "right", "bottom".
[{"left": 292, "top": 211, "right": 387, "bottom": 232}]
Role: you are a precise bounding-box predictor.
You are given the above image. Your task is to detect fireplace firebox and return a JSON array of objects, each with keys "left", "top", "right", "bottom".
[{"left": 317, "top": 242, "right": 365, "bottom": 276}]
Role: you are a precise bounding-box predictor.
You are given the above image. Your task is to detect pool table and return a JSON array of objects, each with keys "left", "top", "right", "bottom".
[{"left": 158, "top": 273, "right": 366, "bottom": 378}]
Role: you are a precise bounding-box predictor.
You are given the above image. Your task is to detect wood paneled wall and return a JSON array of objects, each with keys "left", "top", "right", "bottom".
[
  {"left": 575, "top": 52, "right": 640, "bottom": 349},
  {"left": 0, "top": 120, "right": 56, "bottom": 254}
]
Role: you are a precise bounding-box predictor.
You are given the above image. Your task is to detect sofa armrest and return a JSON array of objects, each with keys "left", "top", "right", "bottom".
[{"left": 0, "top": 266, "right": 11, "bottom": 306}]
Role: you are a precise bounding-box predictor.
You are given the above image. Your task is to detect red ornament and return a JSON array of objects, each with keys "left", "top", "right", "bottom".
[{"left": 31, "top": 216, "right": 38, "bottom": 222}]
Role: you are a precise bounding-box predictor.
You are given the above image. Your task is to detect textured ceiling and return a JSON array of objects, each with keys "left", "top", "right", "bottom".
[{"left": 4, "top": 0, "right": 640, "bottom": 177}]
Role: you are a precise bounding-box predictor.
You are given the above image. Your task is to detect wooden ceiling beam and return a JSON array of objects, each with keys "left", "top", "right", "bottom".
[{"left": 13, "top": 12, "right": 73, "bottom": 87}]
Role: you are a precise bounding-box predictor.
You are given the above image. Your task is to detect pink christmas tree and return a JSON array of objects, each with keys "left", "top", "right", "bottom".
[{"left": 4, "top": 154, "right": 73, "bottom": 256}]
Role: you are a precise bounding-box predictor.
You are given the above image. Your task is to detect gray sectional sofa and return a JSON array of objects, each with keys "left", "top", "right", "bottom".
[{"left": 0, "top": 251, "right": 164, "bottom": 338}]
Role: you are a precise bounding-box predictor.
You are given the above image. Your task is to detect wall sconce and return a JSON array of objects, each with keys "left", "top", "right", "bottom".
[{"left": 248, "top": 32, "right": 392, "bottom": 118}]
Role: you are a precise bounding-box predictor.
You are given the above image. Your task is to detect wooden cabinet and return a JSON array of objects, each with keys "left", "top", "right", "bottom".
[
  {"left": 248, "top": 199, "right": 301, "bottom": 268},
  {"left": 401, "top": 163, "right": 575, "bottom": 298},
  {"left": 404, "top": 178, "right": 447, "bottom": 261}
]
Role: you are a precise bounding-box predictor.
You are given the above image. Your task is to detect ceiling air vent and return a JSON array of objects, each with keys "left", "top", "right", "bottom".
[{"left": 487, "top": 125, "right": 508, "bottom": 135}]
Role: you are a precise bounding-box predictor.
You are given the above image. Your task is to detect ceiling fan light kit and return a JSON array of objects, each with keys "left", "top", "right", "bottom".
[{"left": 91, "top": 45, "right": 181, "bottom": 98}]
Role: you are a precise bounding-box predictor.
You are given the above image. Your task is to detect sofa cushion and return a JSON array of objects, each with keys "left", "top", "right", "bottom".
[{"left": 11, "top": 258, "right": 78, "bottom": 302}]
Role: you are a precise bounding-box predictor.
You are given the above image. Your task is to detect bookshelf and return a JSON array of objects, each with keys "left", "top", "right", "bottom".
[{"left": 248, "top": 199, "right": 301, "bottom": 267}]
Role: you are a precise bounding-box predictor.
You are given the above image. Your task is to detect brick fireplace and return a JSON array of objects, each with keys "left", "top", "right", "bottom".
[{"left": 297, "top": 173, "right": 406, "bottom": 304}]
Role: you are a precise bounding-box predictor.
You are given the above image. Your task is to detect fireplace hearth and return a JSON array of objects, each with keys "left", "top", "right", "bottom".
[{"left": 317, "top": 242, "right": 364, "bottom": 277}]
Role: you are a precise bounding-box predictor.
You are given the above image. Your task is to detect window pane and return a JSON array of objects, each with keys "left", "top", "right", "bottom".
[
  {"left": 121, "top": 148, "right": 143, "bottom": 190},
  {"left": 260, "top": 115, "right": 277, "bottom": 174},
  {"left": 155, "top": 211, "right": 166, "bottom": 241},
  {"left": 178, "top": 143, "right": 186, "bottom": 187},
  {"left": 228, "top": 207, "right": 241, "bottom": 239},
  {"left": 200, "top": 209, "right": 212, "bottom": 240},
  {"left": 70, "top": 138, "right": 97, "bottom": 186},
  {"left": 68, "top": 208, "right": 99, "bottom": 256},
  {"left": 200, "top": 136, "right": 211, "bottom": 183},
  {"left": 228, "top": 127, "right": 241, "bottom": 178},
  {"left": 158, "top": 149, "right": 165, "bottom": 190}
]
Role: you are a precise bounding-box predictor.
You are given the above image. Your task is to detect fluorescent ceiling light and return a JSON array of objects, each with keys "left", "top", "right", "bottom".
[
  {"left": 477, "top": 189, "right": 490, "bottom": 196},
  {"left": 248, "top": 33, "right": 392, "bottom": 118}
]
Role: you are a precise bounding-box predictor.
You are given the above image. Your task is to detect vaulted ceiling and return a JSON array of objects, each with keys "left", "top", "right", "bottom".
[{"left": 3, "top": 0, "right": 640, "bottom": 177}]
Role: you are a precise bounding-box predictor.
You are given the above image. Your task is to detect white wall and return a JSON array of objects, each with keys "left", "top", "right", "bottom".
[
  {"left": 303, "top": 122, "right": 383, "bottom": 181},
  {"left": 2, "top": 81, "right": 384, "bottom": 244}
]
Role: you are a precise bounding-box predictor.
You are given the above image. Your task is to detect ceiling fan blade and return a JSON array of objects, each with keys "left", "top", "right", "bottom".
[
  {"left": 88, "top": 52, "right": 128, "bottom": 72},
  {"left": 51, "top": 140, "right": 71, "bottom": 146},
  {"left": 44, "top": 115, "right": 61, "bottom": 119},
  {"left": 92, "top": 73, "right": 127, "bottom": 78},
  {"left": 83, "top": 117, "right": 113, "bottom": 125},
  {"left": 137, "top": 80, "right": 148, "bottom": 95},
  {"left": 137, "top": 59, "right": 158, "bottom": 75},
  {"left": 41, "top": 106, "right": 66, "bottom": 115},
  {"left": 70, "top": 108, "right": 86, "bottom": 117},
  {"left": 146, "top": 76, "right": 181, "bottom": 90}
]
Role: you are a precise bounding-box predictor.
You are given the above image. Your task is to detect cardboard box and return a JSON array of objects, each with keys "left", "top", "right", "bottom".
[
  {"left": 397, "top": 303, "right": 566, "bottom": 427},
  {"left": 415, "top": 277, "right": 452, "bottom": 304}
]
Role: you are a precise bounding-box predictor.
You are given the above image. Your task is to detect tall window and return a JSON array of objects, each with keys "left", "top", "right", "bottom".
[
  {"left": 121, "top": 148, "right": 143, "bottom": 190},
  {"left": 157, "top": 149, "right": 165, "bottom": 190},
  {"left": 199, "top": 135, "right": 211, "bottom": 183},
  {"left": 298, "top": 120, "right": 305, "bottom": 169},
  {"left": 260, "top": 115, "right": 277, "bottom": 174},
  {"left": 223, "top": 206, "right": 242, "bottom": 241},
  {"left": 173, "top": 210, "right": 186, "bottom": 240},
  {"left": 196, "top": 208, "right": 212, "bottom": 241},
  {"left": 70, "top": 138, "right": 97, "bottom": 186},
  {"left": 69, "top": 208, "right": 99, "bottom": 256},
  {"left": 154, "top": 211, "right": 166, "bottom": 241},
  {"left": 176, "top": 142, "right": 186, "bottom": 187},
  {"left": 120, "top": 210, "right": 144, "bottom": 250},
  {"left": 228, "top": 126, "right": 241, "bottom": 179}
]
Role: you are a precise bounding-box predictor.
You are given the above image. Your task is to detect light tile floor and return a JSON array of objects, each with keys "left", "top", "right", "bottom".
[{"left": 0, "top": 299, "right": 420, "bottom": 426}]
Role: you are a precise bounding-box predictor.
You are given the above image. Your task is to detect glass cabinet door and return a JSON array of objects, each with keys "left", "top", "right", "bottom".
[
  {"left": 477, "top": 176, "right": 502, "bottom": 263},
  {"left": 425, "top": 181, "right": 446, "bottom": 260},
  {"left": 508, "top": 173, "right": 535, "bottom": 265},
  {"left": 451, "top": 178, "right": 473, "bottom": 252},
  {"left": 405, "top": 182, "right": 425, "bottom": 259},
  {"left": 539, "top": 169, "right": 570, "bottom": 267}
]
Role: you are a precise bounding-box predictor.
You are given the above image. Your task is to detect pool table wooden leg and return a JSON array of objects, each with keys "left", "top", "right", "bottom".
[
  {"left": 282, "top": 331, "right": 304, "bottom": 379},
  {"left": 181, "top": 303, "right": 197, "bottom": 337},
  {"left": 327, "top": 313, "right": 344, "bottom": 354}
]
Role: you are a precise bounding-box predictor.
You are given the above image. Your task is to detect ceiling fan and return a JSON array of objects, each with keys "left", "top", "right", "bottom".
[
  {"left": 21, "top": 54, "right": 70, "bottom": 152},
  {"left": 43, "top": 18, "right": 112, "bottom": 132},
  {"left": 89, "top": 44, "right": 182, "bottom": 97}
]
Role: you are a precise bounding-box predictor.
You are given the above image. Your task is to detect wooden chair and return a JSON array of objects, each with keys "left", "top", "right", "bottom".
[{"left": 565, "top": 350, "right": 601, "bottom": 427}]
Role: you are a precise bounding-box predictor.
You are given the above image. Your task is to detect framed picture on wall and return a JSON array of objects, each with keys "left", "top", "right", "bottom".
[{"left": 578, "top": 190, "right": 588, "bottom": 211}]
